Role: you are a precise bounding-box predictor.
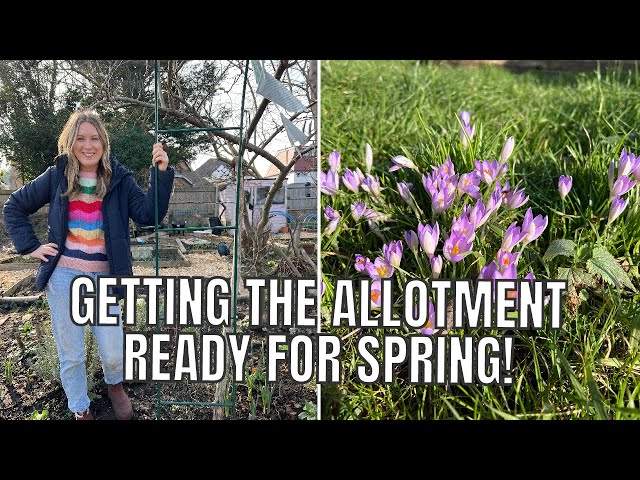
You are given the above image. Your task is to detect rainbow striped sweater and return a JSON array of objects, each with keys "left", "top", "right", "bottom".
[{"left": 57, "top": 171, "right": 110, "bottom": 272}]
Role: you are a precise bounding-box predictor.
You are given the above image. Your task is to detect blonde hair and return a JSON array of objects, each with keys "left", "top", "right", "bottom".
[{"left": 58, "top": 109, "right": 112, "bottom": 197}]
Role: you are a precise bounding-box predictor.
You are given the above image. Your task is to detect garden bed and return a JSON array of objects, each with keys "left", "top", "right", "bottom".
[{"left": 130, "top": 245, "right": 190, "bottom": 267}]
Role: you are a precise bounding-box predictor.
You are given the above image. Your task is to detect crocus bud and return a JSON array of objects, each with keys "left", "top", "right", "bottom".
[
  {"left": 558, "top": 175, "right": 573, "bottom": 200},
  {"left": 404, "top": 230, "right": 419, "bottom": 253},
  {"left": 500, "top": 136, "right": 515, "bottom": 163},
  {"left": 608, "top": 196, "right": 628, "bottom": 225},
  {"left": 365, "top": 144, "right": 373, "bottom": 174},
  {"left": 430, "top": 255, "right": 443, "bottom": 278}
]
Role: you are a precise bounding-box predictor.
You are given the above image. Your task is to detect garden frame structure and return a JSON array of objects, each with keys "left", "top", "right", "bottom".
[{"left": 149, "top": 60, "right": 248, "bottom": 419}]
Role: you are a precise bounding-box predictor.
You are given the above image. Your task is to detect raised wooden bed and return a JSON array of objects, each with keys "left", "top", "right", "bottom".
[
  {"left": 131, "top": 245, "right": 190, "bottom": 267},
  {"left": 0, "top": 256, "right": 38, "bottom": 271}
]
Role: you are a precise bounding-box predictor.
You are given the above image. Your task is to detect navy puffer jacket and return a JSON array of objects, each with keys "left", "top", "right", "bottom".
[{"left": 2, "top": 154, "right": 174, "bottom": 292}]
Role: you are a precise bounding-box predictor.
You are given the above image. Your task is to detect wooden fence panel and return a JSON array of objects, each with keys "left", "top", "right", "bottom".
[{"left": 287, "top": 184, "right": 317, "bottom": 221}]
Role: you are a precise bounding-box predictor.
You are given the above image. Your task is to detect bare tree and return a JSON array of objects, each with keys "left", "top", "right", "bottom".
[{"left": 65, "top": 60, "right": 316, "bottom": 253}]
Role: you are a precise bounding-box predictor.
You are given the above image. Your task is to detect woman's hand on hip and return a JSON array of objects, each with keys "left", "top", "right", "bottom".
[
  {"left": 152, "top": 142, "right": 169, "bottom": 171},
  {"left": 28, "top": 243, "right": 58, "bottom": 262}
]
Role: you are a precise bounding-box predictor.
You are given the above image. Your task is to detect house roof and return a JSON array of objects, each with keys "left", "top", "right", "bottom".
[
  {"left": 174, "top": 170, "right": 207, "bottom": 188},
  {"left": 265, "top": 151, "right": 317, "bottom": 178},
  {"left": 195, "top": 157, "right": 234, "bottom": 183},
  {"left": 293, "top": 155, "right": 316, "bottom": 172}
]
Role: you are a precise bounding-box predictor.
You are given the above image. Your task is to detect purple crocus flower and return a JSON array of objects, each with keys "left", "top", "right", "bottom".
[
  {"left": 459, "top": 111, "right": 475, "bottom": 148},
  {"left": 418, "top": 300, "right": 437, "bottom": 335},
  {"left": 371, "top": 257, "right": 395, "bottom": 279},
  {"left": 417, "top": 221, "right": 439, "bottom": 257},
  {"left": 474, "top": 159, "right": 508, "bottom": 185},
  {"left": 493, "top": 262, "right": 517, "bottom": 280},
  {"left": 327, "top": 150, "right": 340, "bottom": 172},
  {"left": 608, "top": 196, "right": 628, "bottom": 224},
  {"left": 501, "top": 222, "right": 524, "bottom": 252},
  {"left": 439, "top": 156, "right": 456, "bottom": 179},
  {"left": 361, "top": 174, "right": 381, "bottom": 199},
  {"left": 423, "top": 169, "right": 456, "bottom": 214},
  {"left": 323, "top": 205, "right": 341, "bottom": 235},
  {"left": 404, "top": 230, "right": 419, "bottom": 253},
  {"left": 479, "top": 261, "right": 517, "bottom": 297},
  {"left": 496, "top": 249, "right": 520, "bottom": 272},
  {"left": 422, "top": 173, "right": 436, "bottom": 196},
  {"left": 320, "top": 170, "right": 339, "bottom": 196},
  {"left": 500, "top": 136, "right": 515, "bottom": 163},
  {"left": 611, "top": 175, "right": 636, "bottom": 198},
  {"left": 390, "top": 155, "right": 418, "bottom": 172},
  {"left": 504, "top": 185, "right": 529, "bottom": 209},
  {"left": 520, "top": 208, "right": 548, "bottom": 245},
  {"left": 342, "top": 168, "right": 361, "bottom": 193},
  {"left": 457, "top": 172, "right": 481, "bottom": 199},
  {"left": 443, "top": 232, "right": 473, "bottom": 263},
  {"left": 467, "top": 198, "right": 487, "bottom": 228},
  {"left": 479, "top": 260, "right": 517, "bottom": 300},
  {"left": 397, "top": 181, "right": 417, "bottom": 209},
  {"left": 431, "top": 186, "right": 456, "bottom": 215},
  {"left": 354, "top": 254, "right": 370, "bottom": 273},
  {"left": 484, "top": 181, "right": 504, "bottom": 217},
  {"left": 351, "top": 201, "right": 366, "bottom": 221},
  {"left": 430, "top": 255, "right": 443, "bottom": 278},
  {"left": 451, "top": 214, "right": 476, "bottom": 243},
  {"left": 618, "top": 148, "right": 640, "bottom": 177},
  {"left": 558, "top": 175, "right": 573, "bottom": 200},
  {"left": 479, "top": 261, "right": 500, "bottom": 280},
  {"left": 383, "top": 240, "right": 403, "bottom": 268}
]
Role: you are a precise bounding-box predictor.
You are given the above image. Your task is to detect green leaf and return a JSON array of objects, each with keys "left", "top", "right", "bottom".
[
  {"left": 577, "top": 244, "right": 592, "bottom": 261},
  {"left": 586, "top": 368, "right": 608, "bottom": 420},
  {"left": 543, "top": 239, "right": 576, "bottom": 263},
  {"left": 557, "top": 267, "right": 596, "bottom": 291},
  {"left": 555, "top": 350, "right": 587, "bottom": 401},
  {"left": 586, "top": 246, "right": 636, "bottom": 292},
  {"left": 487, "top": 406, "right": 520, "bottom": 420}
]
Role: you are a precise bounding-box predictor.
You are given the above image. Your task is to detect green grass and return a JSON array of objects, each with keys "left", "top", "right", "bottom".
[{"left": 320, "top": 60, "right": 640, "bottom": 420}]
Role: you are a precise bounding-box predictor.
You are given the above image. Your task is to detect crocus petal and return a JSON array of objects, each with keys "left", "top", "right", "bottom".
[
  {"left": 365, "top": 144, "right": 373, "bottom": 174},
  {"left": 608, "top": 196, "right": 628, "bottom": 224},
  {"left": 500, "top": 136, "right": 515, "bottom": 163},
  {"left": 327, "top": 151, "right": 341, "bottom": 172}
]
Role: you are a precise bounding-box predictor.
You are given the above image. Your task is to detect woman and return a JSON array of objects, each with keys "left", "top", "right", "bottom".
[{"left": 3, "top": 109, "right": 174, "bottom": 420}]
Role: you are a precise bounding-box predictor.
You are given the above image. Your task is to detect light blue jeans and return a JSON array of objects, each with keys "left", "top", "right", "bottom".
[{"left": 45, "top": 266, "right": 123, "bottom": 415}]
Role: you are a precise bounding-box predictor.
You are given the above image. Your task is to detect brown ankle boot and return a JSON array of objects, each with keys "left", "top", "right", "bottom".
[{"left": 107, "top": 383, "right": 133, "bottom": 420}]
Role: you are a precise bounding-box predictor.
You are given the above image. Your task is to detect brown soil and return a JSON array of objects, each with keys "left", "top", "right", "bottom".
[{"left": 0, "top": 234, "right": 317, "bottom": 421}]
